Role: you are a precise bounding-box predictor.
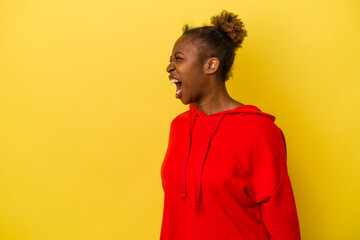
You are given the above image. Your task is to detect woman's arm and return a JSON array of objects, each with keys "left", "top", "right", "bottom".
[
  {"left": 260, "top": 174, "right": 301, "bottom": 240},
  {"left": 247, "top": 120, "right": 301, "bottom": 239}
]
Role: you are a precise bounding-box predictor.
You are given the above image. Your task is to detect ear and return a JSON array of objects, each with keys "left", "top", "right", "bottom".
[{"left": 203, "top": 57, "right": 220, "bottom": 75}]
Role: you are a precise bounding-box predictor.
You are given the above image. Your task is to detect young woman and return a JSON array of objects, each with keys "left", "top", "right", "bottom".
[{"left": 160, "top": 10, "right": 301, "bottom": 240}]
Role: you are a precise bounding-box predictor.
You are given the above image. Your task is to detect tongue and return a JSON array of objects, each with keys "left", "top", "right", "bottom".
[{"left": 176, "top": 82, "right": 181, "bottom": 91}]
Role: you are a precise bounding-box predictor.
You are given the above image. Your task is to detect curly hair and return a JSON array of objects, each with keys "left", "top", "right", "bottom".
[{"left": 182, "top": 10, "right": 248, "bottom": 82}]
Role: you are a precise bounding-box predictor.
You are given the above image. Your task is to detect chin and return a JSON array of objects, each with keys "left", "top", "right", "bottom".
[{"left": 180, "top": 98, "right": 190, "bottom": 105}]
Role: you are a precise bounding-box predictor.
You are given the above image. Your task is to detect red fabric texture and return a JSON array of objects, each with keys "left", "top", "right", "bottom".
[{"left": 160, "top": 103, "right": 301, "bottom": 240}]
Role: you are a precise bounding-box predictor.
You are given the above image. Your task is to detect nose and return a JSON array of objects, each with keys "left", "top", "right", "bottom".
[{"left": 166, "top": 61, "right": 174, "bottom": 73}]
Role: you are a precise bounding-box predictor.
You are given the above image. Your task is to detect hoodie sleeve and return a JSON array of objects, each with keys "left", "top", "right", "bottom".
[
  {"left": 246, "top": 119, "right": 301, "bottom": 240},
  {"left": 161, "top": 118, "right": 175, "bottom": 192},
  {"left": 260, "top": 174, "right": 301, "bottom": 240}
]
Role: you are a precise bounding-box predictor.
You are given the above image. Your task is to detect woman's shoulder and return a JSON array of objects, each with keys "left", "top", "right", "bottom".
[
  {"left": 168, "top": 109, "right": 192, "bottom": 128},
  {"left": 236, "top": 113, "right": 286, "bottom": 151},
  {"left": 229, "top": 111, "right": 282, "bottom": 134}
]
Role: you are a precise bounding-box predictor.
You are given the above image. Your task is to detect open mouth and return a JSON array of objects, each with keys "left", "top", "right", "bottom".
[
  {"left": 170, "top": 79, "right": 183, "bottom": 98},
  {"left": 175, "top": 82, "right": 182, "bottom": 94}
]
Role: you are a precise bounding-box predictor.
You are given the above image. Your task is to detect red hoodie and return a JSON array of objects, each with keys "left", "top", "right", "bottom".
[{"left": 160, "top": 103, "right": 301, "bottom": 240}]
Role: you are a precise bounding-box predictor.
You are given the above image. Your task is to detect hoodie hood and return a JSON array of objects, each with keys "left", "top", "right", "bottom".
[{"left": 180, "top": 102, "right": 276, "bottom": 210}]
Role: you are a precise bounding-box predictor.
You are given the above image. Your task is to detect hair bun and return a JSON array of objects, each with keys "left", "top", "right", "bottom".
[{"left": 210, "top": 10, "right": 248, "bottom": 49}]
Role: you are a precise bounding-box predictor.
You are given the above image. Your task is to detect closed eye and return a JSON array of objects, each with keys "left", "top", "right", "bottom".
[{"left": 169, "top": 57, "right": 183, "bottom": 62}]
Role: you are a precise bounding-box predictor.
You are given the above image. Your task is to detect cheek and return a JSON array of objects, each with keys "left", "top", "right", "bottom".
[
  {"left": 186, "top": 72, "right": 204, "bottom": 89},
  {"left": 179, "top": 64, "right": 204, "bottom": 91}
]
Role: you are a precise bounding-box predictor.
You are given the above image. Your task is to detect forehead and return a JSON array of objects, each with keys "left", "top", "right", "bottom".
[{"left": 172, "top": 35, "right": 199, "bottom": 55}]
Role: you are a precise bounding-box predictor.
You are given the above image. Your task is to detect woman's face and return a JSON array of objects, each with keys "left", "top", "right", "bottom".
[{"left": 166, "top": 35, "right": 209, "bottom": 105}]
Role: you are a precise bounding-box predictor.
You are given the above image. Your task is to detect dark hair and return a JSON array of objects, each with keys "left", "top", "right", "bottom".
[{"left": 182, "top": 10, "right": 248, "bottom": 82}]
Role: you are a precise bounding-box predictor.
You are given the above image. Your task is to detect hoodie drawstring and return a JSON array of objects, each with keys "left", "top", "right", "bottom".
[
  {"left": 179, "top": 109, "right": 197, "bottom": 198},
  {"left": 194, "top": 114, "right": 224, "bottom": 210},
  {"left": 179, "top": 104, "right": 225, "bottom": 210}
]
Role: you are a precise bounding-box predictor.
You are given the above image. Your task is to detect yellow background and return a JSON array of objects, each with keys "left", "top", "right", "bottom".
[{"left": 0, "top": 0, "right": 359, "bottom": 239}]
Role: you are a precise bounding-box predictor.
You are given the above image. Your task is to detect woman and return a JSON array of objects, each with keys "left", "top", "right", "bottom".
[{"left": 160, "top": 10, "right": 301, "bottom": 240}]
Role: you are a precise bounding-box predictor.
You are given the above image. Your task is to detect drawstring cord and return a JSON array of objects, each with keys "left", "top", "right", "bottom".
[{"left": 194, "top": 114, "right": 224, "bottom": 210}]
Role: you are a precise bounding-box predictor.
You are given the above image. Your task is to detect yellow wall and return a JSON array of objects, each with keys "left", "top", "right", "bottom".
[{"left": 0, "top": 0, "right": 359, "bottom": 239}]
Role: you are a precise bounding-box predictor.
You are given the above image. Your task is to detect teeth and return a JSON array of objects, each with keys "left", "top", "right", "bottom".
[
  {"left": 170, "top": 79, "right": 180, "bottom": 83},
  {"left": 176, "top": 89, "right": 181, "bottom": 94}
]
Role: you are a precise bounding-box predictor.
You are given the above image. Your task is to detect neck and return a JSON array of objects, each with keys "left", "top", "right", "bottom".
[{"left": 195, "top": 78, "right": 243, "bottom": 116}]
